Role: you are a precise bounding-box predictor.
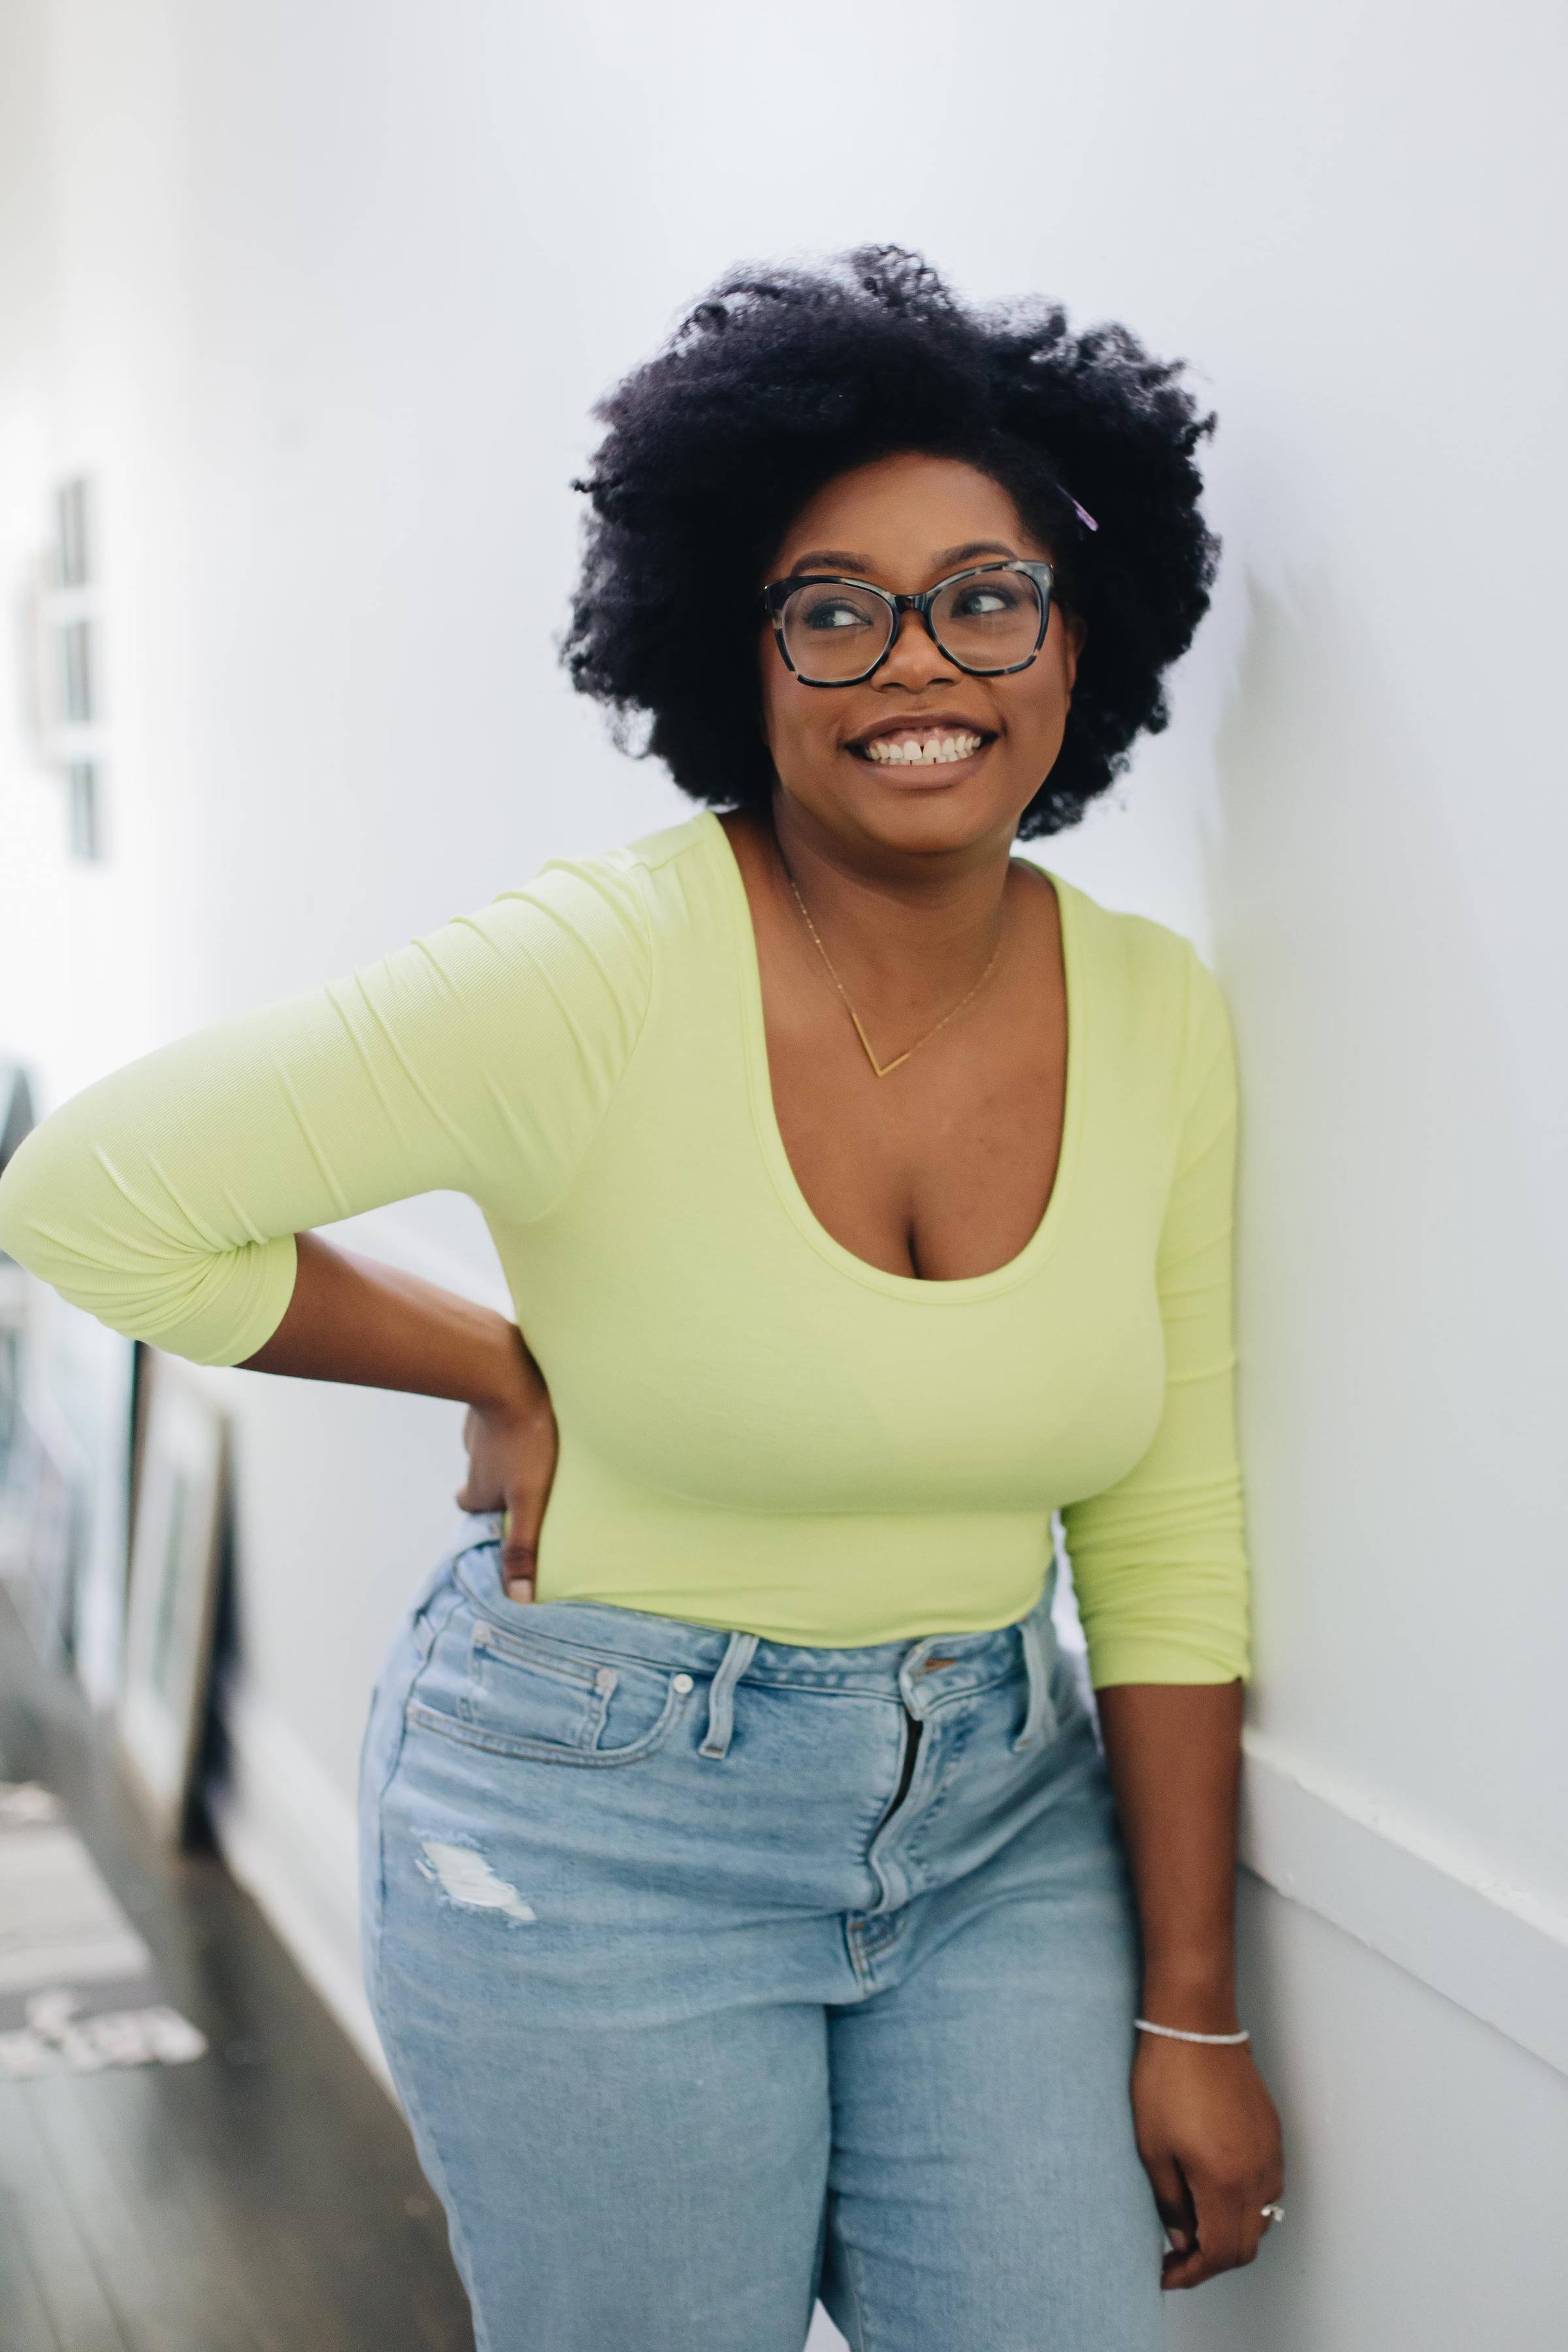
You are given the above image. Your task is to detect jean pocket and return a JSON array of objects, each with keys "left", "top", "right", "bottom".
[{"left": 406, "top": 1610, "right": 689, "bottom": 1767}]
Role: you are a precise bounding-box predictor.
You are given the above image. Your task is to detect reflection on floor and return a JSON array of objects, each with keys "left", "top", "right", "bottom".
[{"left": 0, "top": 1590, "right": 474, "bottom": 2351}]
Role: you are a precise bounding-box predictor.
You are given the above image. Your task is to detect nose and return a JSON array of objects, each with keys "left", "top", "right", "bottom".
[{"left": 877, "top": 604, "right": 956, "bottom": 689}]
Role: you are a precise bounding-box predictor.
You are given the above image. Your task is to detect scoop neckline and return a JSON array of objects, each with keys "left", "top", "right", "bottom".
[{"left": 700, "top": 808, "right": 1088, "bottom": 1305}]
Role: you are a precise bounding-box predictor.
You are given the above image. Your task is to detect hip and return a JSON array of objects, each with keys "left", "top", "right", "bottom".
[{"left": 359, "top": 1518, "right": 1130, "bottom": 1998}]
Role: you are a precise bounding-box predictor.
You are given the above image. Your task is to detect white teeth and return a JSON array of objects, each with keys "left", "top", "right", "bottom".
[{"left": 862, "top": 729, "right": 983, "bottom": 768}]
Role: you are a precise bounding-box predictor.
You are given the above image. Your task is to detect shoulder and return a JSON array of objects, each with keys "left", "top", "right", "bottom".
[
  {"left": 1049, "top": 873, "right": 1233, "bottom": 1099},
  {"left": 1051, "top": 874, "right": 1200, "bottom": 987},
  {"left": 480, "top": 813, "right": 715, "bottom": 953},
  {"left": 436, "top": 812, "right": 721, "bottom": 1031},
  {"left": 617, "top": 810, "right": 719, "bottom": 875}
]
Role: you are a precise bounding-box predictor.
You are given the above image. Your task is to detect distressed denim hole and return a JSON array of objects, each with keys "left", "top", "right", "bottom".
[{"left": 416, "top": 1838, "right": 536, "bottom": 1923}]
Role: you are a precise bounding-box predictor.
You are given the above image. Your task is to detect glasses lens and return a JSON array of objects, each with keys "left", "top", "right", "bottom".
[
  {"left": 780, "top": 580, "right": 893, "bottom": 682},
  {"left": 930, "top": 567, "right": 1045, "bottom": 673}
]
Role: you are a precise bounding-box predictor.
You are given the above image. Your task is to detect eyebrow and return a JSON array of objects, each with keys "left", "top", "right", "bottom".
[
  {"left": 785, "top": 549, "right": 874, "bottom": 574},
  {"left": 782, "top": 538, "right": 1022, "bottom": 579},
  {"left": 932, "top": 540, "right": 1021, "bottom": 568}
]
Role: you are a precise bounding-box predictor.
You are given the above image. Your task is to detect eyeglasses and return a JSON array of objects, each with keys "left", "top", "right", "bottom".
[{"left": 760, "top": 559, "right": 1056, "bottom": 688}]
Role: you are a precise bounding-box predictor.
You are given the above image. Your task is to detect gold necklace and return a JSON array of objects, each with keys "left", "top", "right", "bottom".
[{"left": 777, "top": 850, "right": 1005, "bottom": 1079}]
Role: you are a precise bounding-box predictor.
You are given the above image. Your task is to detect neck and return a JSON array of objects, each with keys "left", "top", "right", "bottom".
[{"left": 764, "top": 791, "right": 1015, "bottom": 981}]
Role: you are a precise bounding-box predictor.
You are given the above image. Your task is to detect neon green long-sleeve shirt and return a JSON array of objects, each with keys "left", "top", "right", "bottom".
[{"left": 0, "top": 812, "right": 1249, "bottom": 1683}]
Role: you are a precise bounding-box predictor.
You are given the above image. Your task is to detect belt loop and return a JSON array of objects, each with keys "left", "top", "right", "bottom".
[
  {"left": 1014, "top": 1610, "right": 1056, "bottom": 1752},
  {"left": 699, "top": 1632, "right": 758, "bottom": 1759}
]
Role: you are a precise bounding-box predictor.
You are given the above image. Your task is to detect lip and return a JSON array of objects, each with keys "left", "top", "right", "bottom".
[{"left": 844, "top": 708, "right": 998, "bottom": 755}]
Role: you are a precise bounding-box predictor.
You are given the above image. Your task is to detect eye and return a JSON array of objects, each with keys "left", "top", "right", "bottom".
[
  {"left": 803, "top": 597, "right": 874, "bottom": 631},
  {"left": 951, "top": 582, "right": 1022, "bottom": 617}
]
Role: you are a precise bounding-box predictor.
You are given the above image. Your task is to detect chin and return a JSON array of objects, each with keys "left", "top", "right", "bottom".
[{"left": 838, "top": 767, "right": 1024, "bottom": 857}]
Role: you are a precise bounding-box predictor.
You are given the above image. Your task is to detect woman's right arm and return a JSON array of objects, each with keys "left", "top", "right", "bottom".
[
  {"left": 0, "top": 857, "right": 651, "bottom": 1591},
  {"left": 244, "top": 1233, "right": 559, "bottom": 1595}
]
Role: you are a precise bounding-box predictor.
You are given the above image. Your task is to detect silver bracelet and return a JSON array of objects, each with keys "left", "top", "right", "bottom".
[{"left": 1135, "top": 2016, "right": 1251, "bottom": 2046}]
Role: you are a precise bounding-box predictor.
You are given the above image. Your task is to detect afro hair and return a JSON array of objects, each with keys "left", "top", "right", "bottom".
[{"left": 565, "top": 246, "right": 1217, "bottom": 838}]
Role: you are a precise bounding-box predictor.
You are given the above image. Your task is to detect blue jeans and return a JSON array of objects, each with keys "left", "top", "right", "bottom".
[{"left": 359, "top": 1517, "right": 1164, "bottom": 2351}]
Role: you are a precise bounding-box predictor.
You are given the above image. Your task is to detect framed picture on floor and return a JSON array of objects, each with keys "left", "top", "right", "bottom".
[
  {"left": 118, "top": 1356, "right": 228, "bottom": 1842},
  {"left": 0, "top": 1061, "right": 37, "bottom": 1550}
]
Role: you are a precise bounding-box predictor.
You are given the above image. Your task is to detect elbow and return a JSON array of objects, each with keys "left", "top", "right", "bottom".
[
  {"left": 0, "top": 1117, "right": 203, "bottom": 1354},
  {"left": 0, "top": 1102, "right": 294, "bottom": 1367}
]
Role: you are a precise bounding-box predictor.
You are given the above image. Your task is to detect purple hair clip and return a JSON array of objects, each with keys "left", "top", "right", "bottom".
[{"left": 1066, "top": 492, "right": 1099, "bottom": 534}]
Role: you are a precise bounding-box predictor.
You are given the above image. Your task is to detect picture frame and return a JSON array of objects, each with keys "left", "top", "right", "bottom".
[
  {"left": 17, "top": 1437, "right": 80, "bottom": 1663},
  {"left": 0, "top": 1255, "right": 29, "bottom": 1577},
  {"left": 117, "top": 1356, "right": 227, "bottom": 1842},
  {"left": 18, "top": 474, "right": 108, "bottom": 861}
]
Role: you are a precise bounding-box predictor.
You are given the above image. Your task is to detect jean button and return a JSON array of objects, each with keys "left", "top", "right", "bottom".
[{"left": 672, "top": 1673, "right": 694, "bottom": 1694}]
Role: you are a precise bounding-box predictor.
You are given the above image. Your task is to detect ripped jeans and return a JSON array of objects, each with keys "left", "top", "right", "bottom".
[{"left": 359, "top": 1516, "right": 1162, "bottom": 2352}]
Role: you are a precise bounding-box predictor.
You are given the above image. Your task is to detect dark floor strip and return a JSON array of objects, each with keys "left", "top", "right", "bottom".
[{"left": 0, "top": 1590, "right": 473, "bottom": 2352}]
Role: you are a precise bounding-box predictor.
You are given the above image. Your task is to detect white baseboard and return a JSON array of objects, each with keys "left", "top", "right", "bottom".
[
  {"left": 208, "top": 1680, "right": 391, "bottom": 2091},
  {"left": 1241, "top": 1731, "right": 1568, "bottom": 2075}
]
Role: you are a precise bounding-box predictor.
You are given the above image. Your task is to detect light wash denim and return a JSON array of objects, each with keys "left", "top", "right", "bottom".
[{"left": 359, "top": 1515, "right": 1164, "bottom": 2351}]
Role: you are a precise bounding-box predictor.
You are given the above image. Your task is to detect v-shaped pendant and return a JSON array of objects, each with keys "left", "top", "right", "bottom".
[{"left": 847, "top": 1009, "right": 911, "bottom": 1079}]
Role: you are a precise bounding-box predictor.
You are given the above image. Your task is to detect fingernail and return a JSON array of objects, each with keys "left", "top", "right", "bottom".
[{"left": 1167, "top": 2230, "right": 1192, "bottom": 2254}]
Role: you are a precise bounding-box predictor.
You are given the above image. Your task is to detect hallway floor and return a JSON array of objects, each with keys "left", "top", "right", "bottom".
[{"left": 0, "top": 1591, "right": 474, "bottom": 2351}]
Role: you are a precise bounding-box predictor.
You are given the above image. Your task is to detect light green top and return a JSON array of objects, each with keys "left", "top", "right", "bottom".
[{"left": 0, "top": 812, "right": 1249, "bottom": 1683}]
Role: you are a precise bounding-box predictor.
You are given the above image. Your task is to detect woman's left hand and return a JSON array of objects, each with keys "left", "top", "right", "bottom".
[{"left": 1132, "top": 2034, "right": 1284, "bottom": 2289}]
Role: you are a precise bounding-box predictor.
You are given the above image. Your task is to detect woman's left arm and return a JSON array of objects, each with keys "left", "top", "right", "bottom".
[
  {"left": 1096, "top": 1679, "right": 1282, "bottom": 2289},
  {"left": 1060, "top": 940, "right": 1281, "bottom": 2287}
]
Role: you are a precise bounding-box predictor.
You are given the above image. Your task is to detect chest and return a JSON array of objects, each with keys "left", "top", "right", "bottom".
[
  {"left": 507, "top": 903, "right": 1167, "bottom": 1505},
  {"left": 488, "top": 836, "right": 1185, "bottom": 1511},
  {"left": 763, "top": 998, "right": 1065, "bottom": 1282},
  {"left": 513, "top": 1024, "right": 1164, "bottom": 1513},
  {"left": 755, "top": 885, "right": 1070, "bottom": 1286}
]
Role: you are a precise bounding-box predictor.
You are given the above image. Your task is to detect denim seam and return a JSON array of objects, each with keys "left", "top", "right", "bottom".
[
  {"left": 360, "top": 1608, "right": 442, "bottom": 2048},
  {"left": 901, "top": 1705, "right": 982, "bottom": 1870},
  {"left": 840, "top": 2229, "right": 878, "bottom": 2352},
  {"left": 466, "top": 1626, "right": 611, "bottom": 1748},
  {"left": 361, "top": 1698, "right": 410, "bottom": 2005},
  {"left": 451, "top": 1564, "right": 1029, "bottom": 1697},
  {"left": 372, "top": 2004, "right": 495, "bottom": 2352},
  {"left": 404, "top": 1679, "right": 688, "bottom": 1769},
  {"left": 843, "top": 1915, "right": 877, "bottom": 1992},
  {"left": 472, "top": 1619, "right": 612, "bottom": 1687},
  {"left": 745, "top": 1665, "right": 1019, "bottom": 1701}
]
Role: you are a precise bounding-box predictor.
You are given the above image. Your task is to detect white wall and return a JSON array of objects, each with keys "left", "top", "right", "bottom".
[{"left": 3, "top": 1, "right": 1566, "bottom": 2341}]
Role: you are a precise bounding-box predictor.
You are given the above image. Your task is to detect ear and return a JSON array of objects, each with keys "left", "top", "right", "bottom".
[{"left": 1062, "top": 611, "right": 1088, "bottom": 693}]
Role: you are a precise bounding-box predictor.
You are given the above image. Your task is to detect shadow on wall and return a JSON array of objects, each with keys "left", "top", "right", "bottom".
[
  {"left": 1205, "top": 570, "right": 1568, "bottom": 1904},
  {"left": 1155, "top": 567, "right": 1568, "bottom": 2352}
]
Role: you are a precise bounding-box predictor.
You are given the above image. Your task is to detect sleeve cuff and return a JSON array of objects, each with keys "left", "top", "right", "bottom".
[
  {"left": 1086, "top": 1634, "right": 1250, "bottom": 1689},
  {"left": 129, "top": 1232, "right": 300, "bottom": 1367}
]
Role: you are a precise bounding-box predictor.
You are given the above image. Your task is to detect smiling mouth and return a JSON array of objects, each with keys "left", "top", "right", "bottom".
[{"left": 849, "top": 723, "right": 993, "bottom": 768}]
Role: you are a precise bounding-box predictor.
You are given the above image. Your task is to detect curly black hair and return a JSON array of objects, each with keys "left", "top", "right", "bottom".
[{"left": 565, "top": 247, "right": 1217, "bottom": 839}]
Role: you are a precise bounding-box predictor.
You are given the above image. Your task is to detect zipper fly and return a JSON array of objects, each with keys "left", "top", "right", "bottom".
[{"left": 879, "top": 1707, "right": 923, "bottom": 1835}]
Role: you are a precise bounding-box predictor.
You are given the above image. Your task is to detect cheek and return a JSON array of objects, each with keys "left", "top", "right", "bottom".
[
  {"left": 760, "top": 666, "right": 836, "bottom": 777},
  {"left": 997, "top": 659, "right": 1071, "bottom": 755},
  {"left": 758, "top": 646, "right": 799, "bottom": 758}
]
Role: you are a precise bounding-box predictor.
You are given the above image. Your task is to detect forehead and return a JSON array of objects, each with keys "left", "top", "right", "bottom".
[{"left": 773, "top": 453, "right": 1036, "bottom": 576}]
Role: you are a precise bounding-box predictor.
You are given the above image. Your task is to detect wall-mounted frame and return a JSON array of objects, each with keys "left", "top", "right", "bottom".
[
  {"left": 20, "top": 474, "right": 108, "bottom": 862},
  {"left": 117, "top": 1357, "right": 227, "bottom": 1842}
]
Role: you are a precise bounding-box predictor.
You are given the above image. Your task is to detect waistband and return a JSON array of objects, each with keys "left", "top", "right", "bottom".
[{"left": 438, "top": 1512, "right": 1061, "bottom": 1748}]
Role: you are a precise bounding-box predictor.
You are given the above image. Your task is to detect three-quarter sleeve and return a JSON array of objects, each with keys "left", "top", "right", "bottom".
[
  {"left": 0, "top": 858, "right": 652, "bottom": 1367},
  {"left": 1061, "top": 948, "right": 1250, "bottom": 1686}
]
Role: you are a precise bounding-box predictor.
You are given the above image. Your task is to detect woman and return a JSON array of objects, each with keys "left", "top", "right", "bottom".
[{"left": 0, "top": 248, "right": 1282, "bottom": 2349}]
